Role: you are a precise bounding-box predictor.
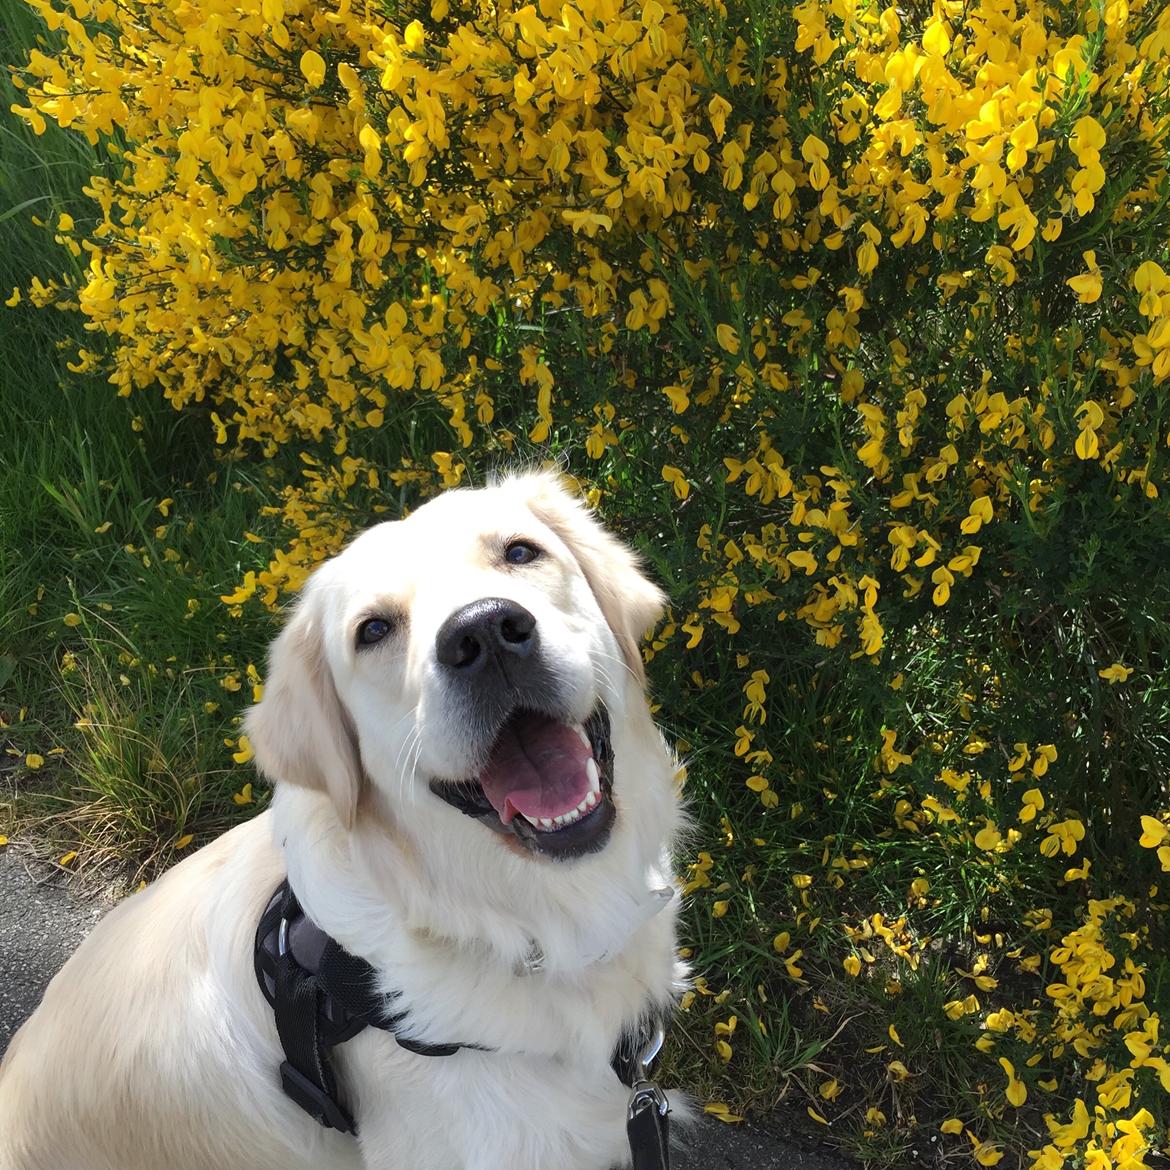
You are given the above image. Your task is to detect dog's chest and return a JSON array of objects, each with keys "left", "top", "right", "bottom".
[
  {"left": 374, "top": 913, "right": 675, "bottom": 1062},
  {"left": 345, "top": 1036, "right": 633, "bottom": 1170},
  {"left": 341, "top": 949, "right": 663, "bottom": 1169}
]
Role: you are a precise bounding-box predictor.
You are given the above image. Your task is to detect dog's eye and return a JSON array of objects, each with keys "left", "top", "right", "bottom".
[
  {"left": 504, "top": 541, "right": 541, "bottom": 566},
  {"left": 357, "top": 617, "right": 395, "bottom": 647}
]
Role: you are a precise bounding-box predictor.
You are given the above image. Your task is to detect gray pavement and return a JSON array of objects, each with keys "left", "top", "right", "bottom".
[
  {"left": 0, "top": 845, "right": 855, "bottom": 1169},
  {"left": 0, "top": 847, "right": 111, "bottom": 1052}
]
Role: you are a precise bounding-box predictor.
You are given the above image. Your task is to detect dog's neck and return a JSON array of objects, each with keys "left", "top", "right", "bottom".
[
  {"left": 272, "top": 783, "right": 678, "bottom": 980},
  {"left": 406, "top": 884, "right": 675, "bottom": 977}
]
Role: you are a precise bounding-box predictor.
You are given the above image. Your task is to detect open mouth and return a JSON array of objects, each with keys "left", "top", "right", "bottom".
[{"left": 429, "top": 706, "right": 616, "bottom": 860}]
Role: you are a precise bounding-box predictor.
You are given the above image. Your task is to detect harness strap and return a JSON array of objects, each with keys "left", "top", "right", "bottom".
[
  {"left": 275, "top": 944, "right": 356, "bottom": 1133},
  {"left": 255, "top": 879, "right": 672, "bottom": 1168}
]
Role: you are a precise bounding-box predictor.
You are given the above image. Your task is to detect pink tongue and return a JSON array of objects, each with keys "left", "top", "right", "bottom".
[{"left": 479, "top": 712, "right": 594, "bottom": 824}]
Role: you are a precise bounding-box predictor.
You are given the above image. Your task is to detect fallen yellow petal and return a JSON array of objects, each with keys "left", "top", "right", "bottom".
[{"left": 703, "top": 1103, "right": 745, "bottom": 1123}]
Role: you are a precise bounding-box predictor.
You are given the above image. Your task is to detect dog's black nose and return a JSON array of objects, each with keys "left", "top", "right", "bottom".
[{"left": 436, "top": 599, "right": 537, "bottom": 671}]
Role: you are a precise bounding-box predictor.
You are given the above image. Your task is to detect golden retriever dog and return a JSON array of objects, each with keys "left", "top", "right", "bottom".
[{"left": 0, "top": 471, "right": 685, "bottom": 1170}]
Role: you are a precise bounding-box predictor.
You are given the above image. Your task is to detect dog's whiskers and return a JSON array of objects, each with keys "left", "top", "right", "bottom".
[
  {"left": 593, "top": 647, "right": 637, "bottom": 701},
  {"left": 392, "top": 722, "right": 423, "bottom": 805}
]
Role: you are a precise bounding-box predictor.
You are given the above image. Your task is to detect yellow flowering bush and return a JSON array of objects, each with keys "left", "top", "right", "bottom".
[{"left": 11, "top": 0, "right": 1170, "bottom": 1162}]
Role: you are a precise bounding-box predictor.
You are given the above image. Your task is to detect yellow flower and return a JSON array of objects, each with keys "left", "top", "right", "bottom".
[
  {"left": 879, "top": 729, "right": 912, "bottom": 773},
  {"left": 706, "top": 95, "right": 731, "bottom": 141},
  {"left": 1098, "top": 663, "right": 1132, "bottom": 683},
  {"left": 921, "top": 18, "right": 951, "bottom": 56},
  {"left": 974, "top": 819, "right": 1002, "bottom": 850},
  {"left": 969, "top": 1135, "right": 1004, "bottom": 1166},
  {"left": 999, "top": 1057, "right": 1027, "bottom": 1107},
  {"left": 1019, "top": 789, "right": 1044, "bottom": 823},
  {"left": 299, "top": 50, "right": 326, "bottom": 89},
  {"left": 1040, "top": 819, "right": 1085, "bottom": 857},
  {"left": 800, "top": 134, "right": 830, "bottom": 191},
  {"left": 960, "top": 496, "right": 993, "bottom": 535},
  {"left": 25, "top": 753, "right": 45, "bottom": 769},
  {"left": 715, "top": 324, "right": 739, "bottom": 354},
  {"left": 1032, "top": 744, "right": 1058, "bottom": 778},
  {"left": 63, "top": 612, "right": 83, "bottom": 628},
  {"left": 661, "top": 465, "right": 690, "bottom": 500},
  {"left": 714, "top": 1015, "right": 737, "bottom": 1036},
  {"left": 1066, "top": 251, "right": 1103, "bottom": 304},
  {"left": 1138, "top": 816, "right": 1168, "bottom": 848}
]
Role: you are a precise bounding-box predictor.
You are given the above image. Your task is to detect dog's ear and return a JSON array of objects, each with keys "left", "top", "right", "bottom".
[
  {"left": 519, "top": 471, "right": 666, "bottom": 685},
  {"left": 244, "top": 583, "right": 363, "bottom": 828}
]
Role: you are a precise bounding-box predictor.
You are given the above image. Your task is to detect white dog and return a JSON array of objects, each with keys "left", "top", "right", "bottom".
[{"left": 0, "top": 471, "right": 686, "bottom": 1170}]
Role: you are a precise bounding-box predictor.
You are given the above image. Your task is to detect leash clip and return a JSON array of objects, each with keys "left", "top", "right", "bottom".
[{"left": 627, "top": 1024, "right": 669, "bottom": 1120}]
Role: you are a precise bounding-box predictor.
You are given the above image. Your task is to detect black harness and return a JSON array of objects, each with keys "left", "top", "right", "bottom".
[{"left": 254, "top": 880, "right": 671, "bottom": 1169}]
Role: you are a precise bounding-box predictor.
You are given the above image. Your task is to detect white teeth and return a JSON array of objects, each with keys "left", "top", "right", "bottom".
[
  {"left": 575, "top": 725, "right": 591, "bottom": 748},
  {"left": 535, "top": 796, "right": 601, "bottom": 832},
  {"left": 585, "top": 758, "right": 600, "bottom": 791},
  {"left": 531, "top": 762, "right": 607, "bottom": 832}
]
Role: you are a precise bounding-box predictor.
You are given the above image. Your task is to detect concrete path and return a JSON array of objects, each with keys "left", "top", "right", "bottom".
[
  {"left": 0, "top": 845, "right": 854, "bottom": 1169},
  {"left": 0, "top": 847, "right": 111, "bottom": 1052}
]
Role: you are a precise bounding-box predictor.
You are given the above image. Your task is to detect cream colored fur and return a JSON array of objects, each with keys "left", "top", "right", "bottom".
[{"left": 0, "top": 472, "right": 686, "bottom": 1170}]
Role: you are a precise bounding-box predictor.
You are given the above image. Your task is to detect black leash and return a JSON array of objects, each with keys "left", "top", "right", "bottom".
[
  {"left": 622, "top": 1025, "right": 672, "bottom": 1170},
  {"left": 254, "top": 880, "right": 671, "bottom": 1167}
]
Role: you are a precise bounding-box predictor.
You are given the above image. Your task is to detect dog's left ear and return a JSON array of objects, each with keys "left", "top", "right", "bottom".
[
  {"left": 519, "top": 471, "right": 666, "bottom": 686},
  {"left": 244, "top": 578, "right": 364, "bottom": 828}
]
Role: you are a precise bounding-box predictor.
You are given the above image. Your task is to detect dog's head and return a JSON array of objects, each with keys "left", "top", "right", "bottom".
[{"left": 245, "top": 472, "right": 665, "bottom": 862}]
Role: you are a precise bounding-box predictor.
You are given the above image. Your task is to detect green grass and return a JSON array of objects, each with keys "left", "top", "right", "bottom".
[{"left": 1, "top": 4, "right": 279, "bottom": 870}]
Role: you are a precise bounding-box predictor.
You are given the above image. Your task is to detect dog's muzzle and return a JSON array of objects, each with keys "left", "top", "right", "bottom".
[{"left": 430, "top": 705, "right": 617, "bottom": 860}]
